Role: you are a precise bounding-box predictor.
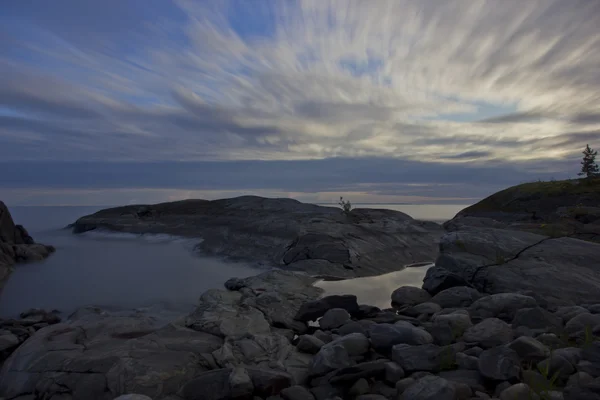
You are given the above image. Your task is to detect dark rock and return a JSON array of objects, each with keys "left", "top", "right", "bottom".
[
  {"left": 456, "top": 352, "right": 479, "bottom": 370},
  {"left": 247, "top": 367, "right": 293, "bottom": 397},
  {"left": 512, "top": 307, "right": 563, "bottom": 333},
  {"left": 328, "top": 360, "right": 387, "bottom": 383},
  {"left": 438, "top": 370, "right": 486, "bottom": 393},
  {"left": 464, "top": 346, "right": 484, "bottom": 357},
  {"left": 310, "top": 384, "right": 340, "bottom": 400},
  {"left": 396, "top": 377, "right": 416, "bottom": 395},
  {"left": 313, "top": 330, "right": 333, "bottom": 344},
  {"left": 179, "top": 368, "right": 232, "bottom": 400},
  {"left": 309, "top": 344, "right": 353, "bottom": 377},
  {"left": 422, "top": 266, "right": 473, "bottom": 296},
  {"left": 297, "top": 335, "right": 325, "bottom": 354},
  {"left": 229, "top": 367, "right": 254, "bottom": 399},
  {"left": 391, "top": 287, "right": 431, "bottom": 308},
  {"left": 296, "top": 295, "right": 359, "bottom": 322},
  {"left": 507, "top": 336, "right": 549, "bottom": 363},
  {"left": 431, "top": 287, "right": 483, "bottom": 309},
  {"left": 1, "top": 201, "right": 54, "bottom": 291},
  {"left": 354, "top": 305, "right": 381, "bottom": 319},
  {"left": 337, "top": 321, "right": 365, "bottom": 336},
  {"left": 563, "top": 378, "right": 600, "bottom": 400},
  {"left": 280, "top": 385, "right": 316, "bottom": 400},
  {"left": 356, "top": 395, "right": 388, "bottom": 400},
  {"left": 537, "top": 354, "right": 575, "bottom": 381},
  {"left": 463, "top": 318, "right": 513, "bottom": 348},
  {"left": 391, "top": 343, "right": 465, "bottom": 373},
  {"left": 328, "top": 333, "right": 370, "bottom": 356},
  {"left": 384, "top": 361, "right": 405, "bottom": 384},
  {"left": 469, "top": 293, "right": 537, "bottom": 321},
  {"left": 429, "top": 310, "right": 473, "bottom": 344},
  {"left": 451, "top": 382, "right": 473, "bottom": 400},
  {"left": 478, "top": 346, "right": 521, "bottom": 381},
  {"left": 369, "top": 381, "right": 397, "bottom": 399},
  {"left": 370, "top": 322, "right": 433, "bottom": 354},
  {"left": 498, "top": 383, "right": 536, "bottom": 400},
  {"left": 319, "top": 309, "right": 350, "bottom": 330},
  {"left": 402, "top": 302, "right": 442, "bottom": 318},
  {"left": 399, "top": 375, "right": 456, "bottom": 400},
  {"left": 556, "top": 306, "right": 590, "bottom": 324},
  {"left": 565, "top": 313, "right": 600, "bottom": 334},
  {"left": 436, "top": 227, "right": 600, "bottom": 307},
  {"left": 348, "top": 378, "right": 370, "bottom": 397}
]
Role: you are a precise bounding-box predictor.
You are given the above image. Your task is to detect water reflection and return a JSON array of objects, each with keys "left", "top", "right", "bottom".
[{"left": 315, "top": 263, "right": 433, "bottom": 309}]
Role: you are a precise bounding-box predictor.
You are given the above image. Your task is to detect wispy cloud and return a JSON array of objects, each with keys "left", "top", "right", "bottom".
[{"left": 1, "top": 0, "right": 599, "bottom": 204}]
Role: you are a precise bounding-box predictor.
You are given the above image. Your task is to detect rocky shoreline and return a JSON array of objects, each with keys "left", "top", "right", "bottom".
[
  {"left": 1, "top": 180, "right": 600, "bottom": 399},
  {"left": 0, "top": 268, "right": 598, "bottom": 400}
]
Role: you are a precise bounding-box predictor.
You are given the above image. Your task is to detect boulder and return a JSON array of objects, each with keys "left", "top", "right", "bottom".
[
  {"left": 430, "top": 287, "right": 483, "bottom": 309},
  {"left": 296, "top": 335, "right": 325, "bottom": 354},
  {"left": 565, "top": 313, "right": 600, "bottom": 334},
  {"left": 478, "top": 346, "right": 521, "bottom": 381},
  {"left": 178, "top": 368, "right": 233, "bottom": 400},
  {"left": 399, "top": 375, "right": 456, "bottom": 400},
  {"left": 391, "top": 286, "right": 431, "bottom": 307},
  {"left": 498, "top": 383, "right": 537, "bottom": 400},
  {"left": 229, "top": 367, "right": 254, "bottom": 399},
  {"left": 403, "top": 302, "right": 442, "bottom": 318},
  {"left": 247, "top": 367, "right": 293, "bottom": 397},
  {"left": 295, "top": 295, "right": 359, "bottom": 322},
  {"left": 507, "top": 336, "right": 550, "bottom": 363},
  {"left": 280, "top": 385, "right": 316, "bottom": 400},
  {"left": 370, "top": 322, "right": 433, "bottom": 353},
  {"left": 385, "top": 361, "right": 406, "bottom": 384},
  {"left": 328, "top": 360, "right": 388, "bottom": 383},
  {"left": 348, "top": 378, "right": 370, "bottom": 397},
  {"left": 422, "top": 266, "right": 473, "bottom": 296},
  {"left": 318, "top": 309, "right": 350, "bottom": 330},
  {"left": 469, "top": 293, "right": 537, "bottom": 321},
  {"left": 328, "top": 333, "right": 370, "bottom": 356},
  {"left": 309, "top": 344, "right": 353, "bottom": 377},
  {"left": 512, "top": 307, "right": 563, "bottom": 333},
  {"left": 463, "top": 318, "right": 513, "bottom": 348},
  {"left": 391, "top": 343, "right": 464, "bottom": 373}
]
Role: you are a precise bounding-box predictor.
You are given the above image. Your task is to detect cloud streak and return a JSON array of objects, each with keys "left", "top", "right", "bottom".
[{"left": 1, "top": 0, "right": 599, "bottom": 204}]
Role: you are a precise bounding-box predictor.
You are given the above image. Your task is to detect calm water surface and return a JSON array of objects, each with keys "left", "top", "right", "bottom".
[{"left": 1, "top": 204, "right": 461, "bottom": 318}]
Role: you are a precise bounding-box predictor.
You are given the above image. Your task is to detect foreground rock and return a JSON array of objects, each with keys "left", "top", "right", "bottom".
[
  {"left": 71, "top": 196, "right": 443, "bottom": 278},
  {"left": 0, "top": 200, "right": 55, "bottom": 289},
  {"left": 432, "top": 227, "right": 600, "bottom": 307},
  {"left": 1, "top": 268, "right": 599, "bottom": 399}
]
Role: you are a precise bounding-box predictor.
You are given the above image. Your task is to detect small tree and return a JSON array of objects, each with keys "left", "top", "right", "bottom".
[
  {"left": 578, "top": 144, "right": 599, "bottom": 178},
  {"left": 338, "top": 196, "right": 352, "bottom": 213}
]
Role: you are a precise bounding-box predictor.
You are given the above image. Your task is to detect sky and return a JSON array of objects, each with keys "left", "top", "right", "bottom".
[{"left": 1, "top": 0, "right": 599, "bottom": 206}]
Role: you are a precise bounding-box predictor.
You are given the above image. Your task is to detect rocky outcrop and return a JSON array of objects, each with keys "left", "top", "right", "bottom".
[
  {"left": 0, "top": 200, "right": 55, "bottom": 289},
  {"left": 70, "top": 196, "right": 443, "bottom": 278},
  {"left": 430, "top": 227, "right": 600, "bottom": 307},
  {"left": 445, "top": 178, "right": 600, "bottom": 244},
  {"left": 1, "top": 268, "right": 599, "bottom": 399}
]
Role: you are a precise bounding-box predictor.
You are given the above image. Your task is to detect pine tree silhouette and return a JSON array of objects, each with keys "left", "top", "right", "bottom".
[{"left": 579, "top": 144, "right": 599, "bottom": 178}]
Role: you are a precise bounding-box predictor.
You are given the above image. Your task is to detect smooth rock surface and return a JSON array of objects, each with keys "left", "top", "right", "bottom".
[{"left": 72, "top": 197, "right": 443, "bottom": 278}]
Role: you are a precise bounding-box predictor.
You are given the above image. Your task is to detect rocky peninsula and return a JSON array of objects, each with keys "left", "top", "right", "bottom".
[
  {"left": 0, "top": 179, "right": 599, "bottom": 400},
  {"left": 70, "top": 196, "right": 444, "bottom": 278}
]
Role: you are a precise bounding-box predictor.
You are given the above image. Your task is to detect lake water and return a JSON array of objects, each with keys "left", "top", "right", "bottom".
[{"left": 0, "top": 204, "right": 463, "bottom": 318}]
